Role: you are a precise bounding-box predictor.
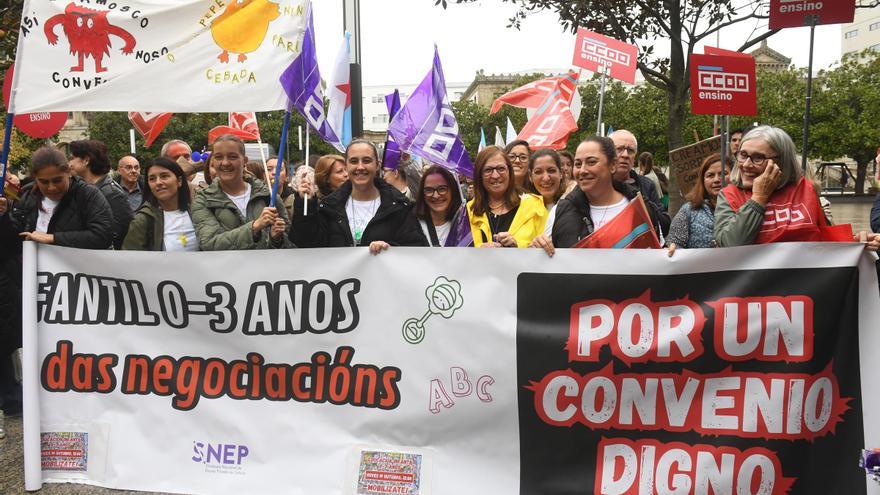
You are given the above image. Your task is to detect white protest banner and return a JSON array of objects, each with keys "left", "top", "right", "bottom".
[
  {"left": 10, "top": 0, "right": 308, "bottom": 113},
  {"left": 22, "top": 243, "right": 880, "bottom": 494}
]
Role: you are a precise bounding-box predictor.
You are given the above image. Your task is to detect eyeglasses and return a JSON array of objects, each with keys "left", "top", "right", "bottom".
[
  {"left": 507, "top": 154, "right": 529, "bottom": 162},
  {"left": 615, "top": 146, "right": 636, "bottom": 155},
  {"left": 736, "top": 151, "right": 778, "bottom": 166},
  {"left": 423, "top": 185, "right": 450, "bottom": 197},
  {"left": 120, "top": 165, "right": 139, "bottom": 171},
  {"left": 481, "top": 165, "right": 509, "bottom": 178}
]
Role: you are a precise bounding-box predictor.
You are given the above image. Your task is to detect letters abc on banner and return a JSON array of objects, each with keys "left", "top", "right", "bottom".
[
  {"left": 689, "top": 53, "right": 757, "bottom": 116},
  {"left": 571, "top": 28, "right": 638, "bottom": 85},
  {"left": 769, "top": 0, "right": 856, "bottom": 29}
]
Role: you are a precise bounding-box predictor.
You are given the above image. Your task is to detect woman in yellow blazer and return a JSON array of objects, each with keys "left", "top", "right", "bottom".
[{"left": 468, "top": 146, "right": 547, "bottom": 248}]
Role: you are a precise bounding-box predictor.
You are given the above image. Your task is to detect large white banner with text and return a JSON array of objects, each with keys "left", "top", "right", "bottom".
[{"left": 22, "top": 243, "right": 880, "bottom": 495}]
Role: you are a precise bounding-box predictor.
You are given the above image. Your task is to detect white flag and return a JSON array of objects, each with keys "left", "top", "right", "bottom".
[
  {"left": 9, "top": 0, "right": 308, "bottom": 113},
  {"left": 505, "top": 117, "right": 518, "bottom": 144},
  {"left": 494, "top": 126, "right": 505, "bottom": 148}
]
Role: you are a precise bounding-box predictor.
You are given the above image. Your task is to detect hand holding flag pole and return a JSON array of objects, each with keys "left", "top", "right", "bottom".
[{"left": 271, "top": 110, "right": 292, "bottom": 208}]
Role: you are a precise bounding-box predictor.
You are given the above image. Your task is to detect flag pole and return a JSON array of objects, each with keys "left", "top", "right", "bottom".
[
  {"left": 0, "top": 113, "right": 14, "bottom": 197},
  {"left": 801, "top": 15, "right": 817, "bottom": 172},
  {"left": 271, "top": 110, "right": 292, "bottom": 207},
  {"left": 596, "top": 66, "right": 607, "bottom": 136}
]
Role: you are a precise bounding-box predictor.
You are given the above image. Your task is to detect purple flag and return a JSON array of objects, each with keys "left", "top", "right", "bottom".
[
  {"left": 382, "top": 89, "right": 403, "bottom": 170},
  {"left": 279, "top": 5, "right": 342, "bottom": 150},
  {"left": 387, "top": 46, "right": 474, "bottom": 179},
  {"left": 446, "top": 205, "right": 473, "bottom": 247}
]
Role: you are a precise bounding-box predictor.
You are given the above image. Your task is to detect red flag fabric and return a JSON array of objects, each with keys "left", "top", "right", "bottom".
[
  {"left": 128, "top": 112, "right": 173, "bottom": 147},
  {"left": 490, "top": 71, "right": 580, "bottom": 150},
  {"left": 723, "top": 178, "right": 853, "bottom": 244},
  {"left": 208, "top": 112, "right": 261, "bottom": 144},
  {"left": 574, "top": 194, "right": 661, "bottom": 249}
]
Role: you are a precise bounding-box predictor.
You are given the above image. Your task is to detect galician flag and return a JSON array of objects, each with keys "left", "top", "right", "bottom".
[
  {"left": 387, "top": 46, "right": 473, "bottom": 179},
  {"left": 326, "top": 32, "right": 352, "bottom": 152},
  {"left": 478, "top": 128, "right": 487, "bottom": 152},
  {"left": 279, "top": 2, "right": 342, "bottom": 151}
]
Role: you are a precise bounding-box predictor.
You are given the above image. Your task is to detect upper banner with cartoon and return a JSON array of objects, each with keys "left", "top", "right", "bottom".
[{"left": 10, "top": 0, "right": 308, "bottom": 113}]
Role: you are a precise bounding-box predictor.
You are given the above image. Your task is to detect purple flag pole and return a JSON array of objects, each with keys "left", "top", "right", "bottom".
[
  {"left": 0, "top": 113, "right": 13, "bottom": 197},
  {"left": 270, "top": 110, "right": 291, "bottom": 207}
]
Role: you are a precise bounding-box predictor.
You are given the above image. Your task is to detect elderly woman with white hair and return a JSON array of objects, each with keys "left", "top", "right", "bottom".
[{"left": 715, "top": 125, "right": 880, "bottom": 249}]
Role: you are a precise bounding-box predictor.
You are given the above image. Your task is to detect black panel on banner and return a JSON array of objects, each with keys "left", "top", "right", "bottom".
[{"left": 516, "top": 268, "right": 862, "bottom": 495}]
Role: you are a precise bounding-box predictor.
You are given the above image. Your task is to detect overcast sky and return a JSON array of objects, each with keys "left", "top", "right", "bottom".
[{"left": 312, "top": 1, "right": 845, "bottom": 87}]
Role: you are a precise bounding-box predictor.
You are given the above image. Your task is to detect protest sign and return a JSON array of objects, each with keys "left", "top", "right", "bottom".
[
  {"left": 572, "top": 28, "right": 638, "bottom": 84},
  {"left": 10, "top": 0, "right": 308, "bottom": 113},
  {"left": 769, "top": 0, "right": 856, "bottom": 29},
  {"left": 21, "top": 243, "right": 880, "bottom": 494},
  {"left": 669, "top": 135, "right": 722, "bottom": 196},
  {"left": 2, "top": 64, "right": 66, "bottom": 138},
  {"left": 690, "top": 53, "right": 757, "bottom": 116}
]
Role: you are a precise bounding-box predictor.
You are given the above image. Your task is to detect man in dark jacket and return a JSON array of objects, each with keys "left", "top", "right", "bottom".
[
  {"left": 609, "top": 130, "right": 670, "bottom": 233},
  {"left": 115, "top": 155, "right": 145, "bottom": 211}
]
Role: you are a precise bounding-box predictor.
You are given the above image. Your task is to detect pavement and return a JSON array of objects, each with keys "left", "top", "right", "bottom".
[{"left": 0, "top": 195, "right": 874, "bottom": 495}]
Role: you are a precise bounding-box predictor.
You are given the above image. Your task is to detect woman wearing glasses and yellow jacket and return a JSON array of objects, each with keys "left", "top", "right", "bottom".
[{"left": 468, "top": 146, "right": 547, "bottom": 248}]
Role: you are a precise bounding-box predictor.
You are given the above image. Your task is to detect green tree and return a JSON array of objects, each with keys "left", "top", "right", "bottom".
[{"left": 811, "top": 50, "right": 880, "bottom": 194}]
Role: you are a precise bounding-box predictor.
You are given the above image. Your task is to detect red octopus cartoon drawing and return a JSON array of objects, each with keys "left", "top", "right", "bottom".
[{"left": 44, "top": 2, "right": 136, "bottom": 73}]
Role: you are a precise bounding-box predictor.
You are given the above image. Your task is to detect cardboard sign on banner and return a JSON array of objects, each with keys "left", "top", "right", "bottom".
[
  {"left": 669, "top": 135, "right": 722, "bottom": 195},
  {"left": 2, "top": 64, "right": 67, "bottom": 138},
  {"left": 690, "top": 53, "right": 757, "bottom": 116},
  {"left": 769, "top": 0, "right": 856, "bottom": 29},
  {"left": 571, "top": 28, "right": 638, "bottom": 84}
]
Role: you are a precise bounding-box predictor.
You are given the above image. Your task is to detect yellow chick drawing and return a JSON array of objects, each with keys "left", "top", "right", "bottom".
[{"left": 211, "top": 0, "right": 281, "bottom": 63}]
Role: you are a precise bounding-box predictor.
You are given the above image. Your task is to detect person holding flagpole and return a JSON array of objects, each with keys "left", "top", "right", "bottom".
[
  {"left": 191, "top": 134, "right": 291, "bottom": 250},
  {"left": 548, "top": 136, "right": 665, "bottom": 251},
  {"left": 290, "top": 140, "right": 427, "bottom": 253},
  {"left": 468, "top": 146, "right": 547, "bottom": 248}
]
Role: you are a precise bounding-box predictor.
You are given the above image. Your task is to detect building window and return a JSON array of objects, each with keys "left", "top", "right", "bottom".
[
  {"left": 871, "top": 22, "right": 880, "bottom": 31},
  {"left": 845, "top": 29, "right": 858, "bottom": 39}
]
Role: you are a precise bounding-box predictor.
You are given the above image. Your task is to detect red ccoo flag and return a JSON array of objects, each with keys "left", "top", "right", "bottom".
[
  {"left": 208, "top": 112, "right": 261, "bottom": 144},
  {"left": 128, "top": 112, "right": 173, "bottom": 148},
  {"left": 575, "top": 194, "right": 660, "bottom": 249},
  {"left": 490, "top": 71, "right": 580, "bottom": 150}
]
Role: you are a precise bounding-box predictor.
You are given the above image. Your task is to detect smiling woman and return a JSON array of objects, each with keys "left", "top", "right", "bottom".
[
  {"left": 666, "top": 153, "right": 727, "bottom": 249},
  {"left": 414, "top": 165, "right": 463, "bottom": 247},
  {"left": 122, "top": 158, "right": 198, "bottom": 252},
  {"left": 290, "top": 139, "right": 427, "bottom": 253}
]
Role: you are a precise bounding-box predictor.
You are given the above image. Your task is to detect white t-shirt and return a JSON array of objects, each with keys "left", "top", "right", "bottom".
[
  {"left": 36, "top": 197, "right": 60, "bottom": 233},
  {"left": 163, "top": 210, "right": 199, "bottom": 252},
  {"left": 589, "top": 197, "right": 629, "bottom": 231},
  {"left": 419, "top": 219, "right": 451, "bottom": 247},
  {"left": 224, "top": 183, "right": 251, "bottom": 218},
  {"left": 543, "top": 203, "right": 558, "bottom": 238},
  {"left": 346, "top": 197, "right": 380, "bottom": 244}
]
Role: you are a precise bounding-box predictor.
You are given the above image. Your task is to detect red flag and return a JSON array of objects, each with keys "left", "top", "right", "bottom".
[
  {"left": 574, "top": 195, "right": 660, "bottom": 249},
  {"left": 208, "top": 112, "right": 261, "bottom": 144},
  {"left": 490, "top": 71, "right": 580, "bottom": 150},
  {"left": 128, "top": 112, "right": 173, "bottom": 147}
]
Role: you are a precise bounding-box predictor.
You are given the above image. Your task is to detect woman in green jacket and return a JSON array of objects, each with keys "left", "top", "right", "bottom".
[
  {"left": 191, "top": 134, "right": 291, "bottom": 250},
  {"left": 123, "top": 158, "right": 197, "bottom": 251}
]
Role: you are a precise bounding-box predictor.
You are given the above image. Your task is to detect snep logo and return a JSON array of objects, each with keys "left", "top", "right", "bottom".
[
  {"left": 696, "top": 65, "right": 749, "bottom": 101},
  {"left": 192, "top": 441, "right": 249, "bottom": 475},
  {"left": 579, "top": 37, "right": 630, "bottom": 69}
]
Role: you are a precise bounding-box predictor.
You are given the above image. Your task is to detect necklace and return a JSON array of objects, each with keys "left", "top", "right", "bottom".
[{"left": 347, "top": 196, "right": 380, "bottom": 243}]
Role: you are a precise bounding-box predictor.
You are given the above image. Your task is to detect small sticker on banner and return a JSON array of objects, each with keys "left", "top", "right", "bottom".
[
  {"left": 41, "top": 431, "right": 88, "bottom": 472},
  {"left": 348, "top": 447, "right": 433, "bottom": 495}
]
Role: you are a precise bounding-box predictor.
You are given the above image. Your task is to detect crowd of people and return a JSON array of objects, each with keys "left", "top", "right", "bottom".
[{"left": 1, "top": 125, "right": 880, "bottom": 437}]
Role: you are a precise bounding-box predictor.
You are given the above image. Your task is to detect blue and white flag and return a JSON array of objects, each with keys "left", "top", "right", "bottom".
[
  {"left": 387, "top": 46, "right": 473, "bottom": 179},
  {"left": 279, "top": 3, "right": 342, "bottom": 151},
  {"left": 478, "top": 128, "right": 487, "bottom": 152},
  {"left": 327, "top": 32, "right": 352, "bottom": 152}
]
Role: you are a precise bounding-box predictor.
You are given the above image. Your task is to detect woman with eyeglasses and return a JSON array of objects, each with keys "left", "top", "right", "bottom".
[
  {"left": 504, "top": 140, "right": 531, "bottom": 191},
  {"left": 290, "top": 139, "right": 427, "bottom": 253},
  {"left": 414, "top": 165, "right": 464, "bottom": 247},
  {"left": 715, "top": 125, "right": 880, "bottom": 249},
  {"left": 469, "top": 146, "right": 547, "bottom": 248},
  {"left": 666, "top": 153, "right": 726, "bottom": 250}
]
